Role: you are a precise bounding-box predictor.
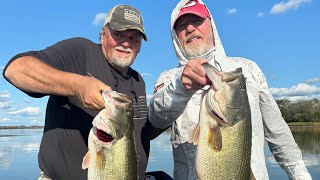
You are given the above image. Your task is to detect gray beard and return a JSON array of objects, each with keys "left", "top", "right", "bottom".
[
  {"left": 183, "top": 31, "right": 214, "bottom": 60},
  {"left": 184, "top": 45, "right": 209, "bottom": 58},
  {"left": 111, "top": 55, "right": 133, "bottom": 69},
  {"left": 186, "top": 47, "right": 214, "bottom": 61}
]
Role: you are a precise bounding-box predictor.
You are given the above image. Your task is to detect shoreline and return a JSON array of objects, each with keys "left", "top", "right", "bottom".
[{"left": 0, "top": 125, "right": 44, "bottom": 129}]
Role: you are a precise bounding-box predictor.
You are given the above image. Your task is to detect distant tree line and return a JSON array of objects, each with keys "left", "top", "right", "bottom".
[
  {"left": 276, "top": 99, "right": 320, "bottom": 123},
  {"left": 0, "top": 125, "right": 43, "bottom": 129}
]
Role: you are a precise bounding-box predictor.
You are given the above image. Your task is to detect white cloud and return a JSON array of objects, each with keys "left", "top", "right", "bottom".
[
  {"left": 270, "top": 83, "right": 320, "bottom": 96},
  {"left": 270, "top": 83, "right": 320, "bottom": 101},
  {"left": 226, "top": 8, "right": 237, "bottom": 15},
  {"left": 0, "top": 91, "right": 11, "bottom": 101},
  {"left": 0, "top": 102, "right": 12, "bottom": 110},
  {"left": 306, "top": 77, "right": 320, "bottom": 84},
  {"left": 93, "top": 13, "right": 107, "bottom": 25},
  {"left": 270, "top": 0, "right": 312, "bottom": 14},
  {"left": 257, "top": 12, "right": 265, "bottom": 17},
  {"left": 29, "top": 119, "right": 44, "bottom": 126},
  {"left": 0, "top": 118, "right": 11, "bottom": 122},
  {"left": 141, "top": 73, "right": 153, "bottom": 77},
  {"left": 8, "top": 107, "right": 41, "bottom": 116}
]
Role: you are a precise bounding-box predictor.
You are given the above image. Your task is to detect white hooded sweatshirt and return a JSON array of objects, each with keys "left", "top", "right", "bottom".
[{"left": 148, "top": 0, "right": 312, "bottom": 179}]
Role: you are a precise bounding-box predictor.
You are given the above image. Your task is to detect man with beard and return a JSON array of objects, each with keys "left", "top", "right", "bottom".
[
  {"left": 3, "top": 4, "right": 153, "bottom": 180},
  {"left": 148, "top": 0, "right": 312, "bottom": 179}
]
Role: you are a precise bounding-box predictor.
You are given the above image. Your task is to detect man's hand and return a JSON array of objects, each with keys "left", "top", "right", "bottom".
[
  {"left": 181, "top": 59, "right": 211, "bottom": 92},
  {"left": 73, "top": 76, "right": 111, "bottom": 110}
]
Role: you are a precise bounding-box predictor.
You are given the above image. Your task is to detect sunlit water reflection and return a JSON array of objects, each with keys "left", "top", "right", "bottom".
[{"left": 0, "top": 127, "right": 319, "bottom": 179}]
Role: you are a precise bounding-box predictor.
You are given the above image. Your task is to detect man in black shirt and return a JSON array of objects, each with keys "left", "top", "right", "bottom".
[{"left": 3, "top": 4, "right": 158, "bottom": 180}]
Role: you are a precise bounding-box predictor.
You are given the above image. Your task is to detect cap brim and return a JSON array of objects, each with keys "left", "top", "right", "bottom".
[{"left": 109, "top": 22, "right": 147, "bottom": 41}]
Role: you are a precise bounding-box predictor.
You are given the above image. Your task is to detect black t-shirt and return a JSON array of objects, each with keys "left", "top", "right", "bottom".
[{"left": 4, "top": 37, "right": 150, "bottom": 180}]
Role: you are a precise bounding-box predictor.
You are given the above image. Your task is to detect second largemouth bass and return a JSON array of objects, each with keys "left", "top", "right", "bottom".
[{"left": 189, "top": 62, "right": 254, "bottom": 180}]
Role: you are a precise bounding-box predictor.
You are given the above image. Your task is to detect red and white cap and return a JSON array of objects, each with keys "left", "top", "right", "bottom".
[{"left": 175, "top": 0, "right": 210, "bottom": 22}]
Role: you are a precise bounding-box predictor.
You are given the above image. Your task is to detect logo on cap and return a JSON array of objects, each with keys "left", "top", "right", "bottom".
[
  {"left": 175, "top": 0, "right": 210, "bottom": 24},
  {"left": 124, "top": 9, "right": 140, "bottom": 24},
  {"left": 182, "top": 0, "right": 196, "bottom": 9}
]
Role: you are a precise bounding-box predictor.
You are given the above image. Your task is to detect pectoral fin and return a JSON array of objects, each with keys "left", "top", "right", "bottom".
[
  {"left": 207, "top": 125, "right": 222, "bottom": 151},
  {"left": 188, "top": 124, "right": 200, "bottom": 145},
  {"left": 95, "top": 151, "right": 106, "bottom": 170},
  {"left": 82, "top": 151, "right": 90, "bottom": 170}
]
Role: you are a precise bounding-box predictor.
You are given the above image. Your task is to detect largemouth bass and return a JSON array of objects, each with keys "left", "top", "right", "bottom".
[
  {"left": 189, "top": 62, "right": 253, "bottom": 180},
  {"left": 82, "top": 90, "right": 137, "bottom": 180}
]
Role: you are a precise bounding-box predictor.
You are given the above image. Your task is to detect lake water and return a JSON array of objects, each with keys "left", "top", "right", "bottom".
[{"left": 0, "top": 127, "right": 319, "bottom": 180}]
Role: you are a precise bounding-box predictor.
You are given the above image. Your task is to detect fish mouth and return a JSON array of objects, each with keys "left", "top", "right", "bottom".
[
  {"left": 209, "top": 110, "right": 227, "bottom": 126},
  {"left": 205, "top": 92, "right": 228, "bottom": 126},
  {"left": 96, "top": 128, "right": 114, "bottom": 143}
]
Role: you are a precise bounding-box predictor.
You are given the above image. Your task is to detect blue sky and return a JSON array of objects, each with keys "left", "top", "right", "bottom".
[{"left": 0, "top": 0, "right": 319, "bottom": 126}]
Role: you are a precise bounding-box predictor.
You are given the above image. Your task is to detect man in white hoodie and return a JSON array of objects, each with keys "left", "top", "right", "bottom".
[{"left": 148, "top": 0, "right": 312, "bottom": 179}]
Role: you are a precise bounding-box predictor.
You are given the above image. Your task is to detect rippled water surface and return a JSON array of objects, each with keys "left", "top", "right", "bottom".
[{"left": 0, "top": 127, "right": 319, "bottom": 179}]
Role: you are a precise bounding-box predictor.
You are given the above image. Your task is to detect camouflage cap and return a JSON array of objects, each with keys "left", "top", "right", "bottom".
[{"left": 104, "top": 4, "right": 147, "bottom": 41}]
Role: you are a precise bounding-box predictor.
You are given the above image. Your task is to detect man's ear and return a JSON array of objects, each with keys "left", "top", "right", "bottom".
[{"left": 100, "top": 29, "right": 105, "bottom": 43}]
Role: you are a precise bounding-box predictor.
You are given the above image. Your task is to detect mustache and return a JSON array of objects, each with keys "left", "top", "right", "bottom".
[
  {"left": 185, "top": 32, "right": 202, "bottom": 43},
  {"left": 115, "top": 46, "right": 133, "bottom": 53}
]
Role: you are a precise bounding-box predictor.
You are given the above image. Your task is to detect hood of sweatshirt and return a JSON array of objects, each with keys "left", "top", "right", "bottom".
[{"left": 171, "top": 0, "right": 226, "bottom": 68}]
